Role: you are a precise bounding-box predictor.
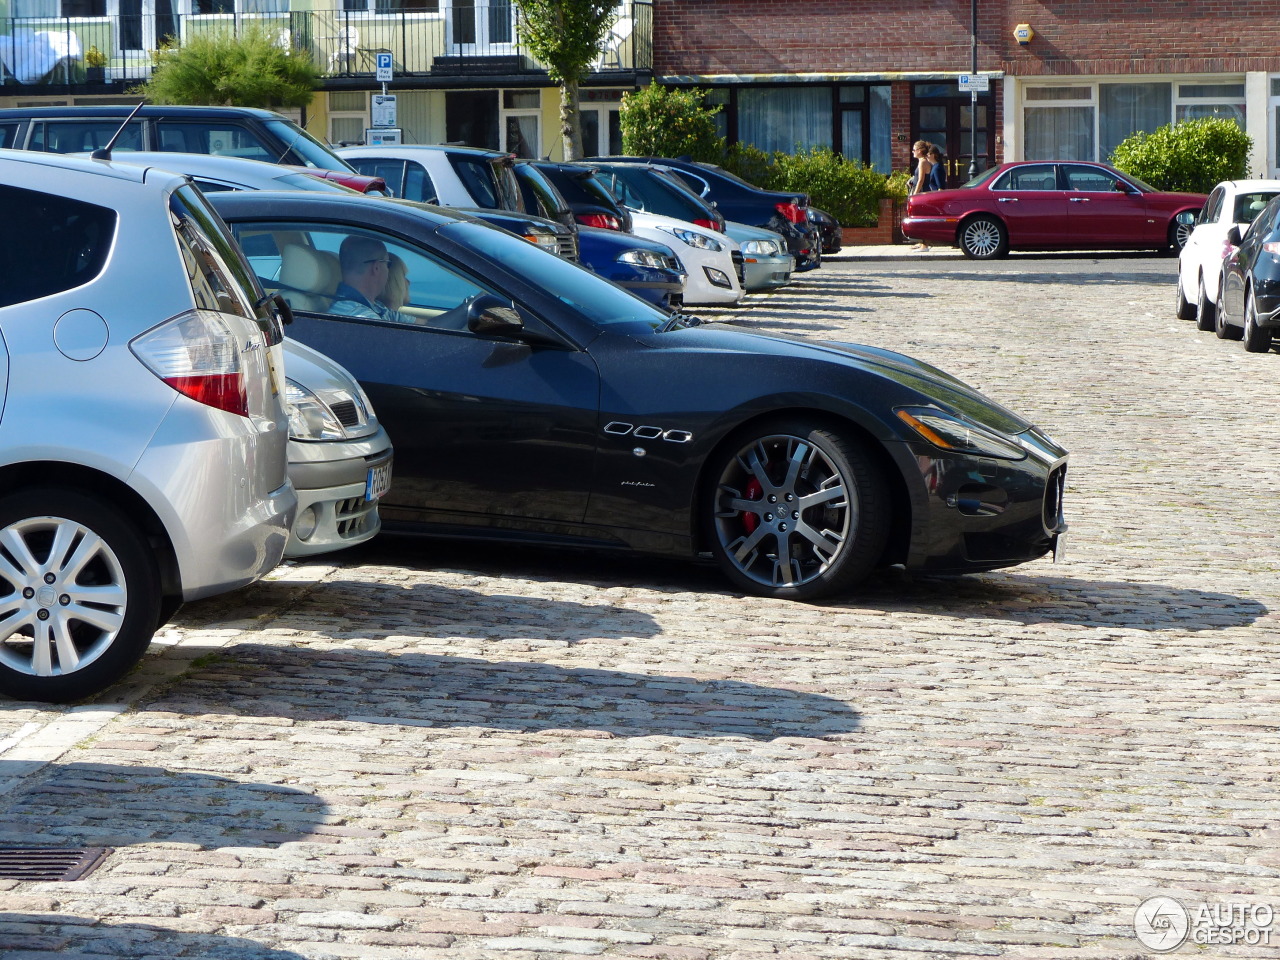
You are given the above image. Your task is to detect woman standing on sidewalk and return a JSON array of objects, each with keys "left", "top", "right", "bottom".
[{"left": 910, "top": 141, "right": 935, "bottom": 252}]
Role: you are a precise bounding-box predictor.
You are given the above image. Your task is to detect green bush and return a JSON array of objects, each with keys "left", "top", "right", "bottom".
[
  {"left": 135, "top": 27, "right": 318, "bottom": 109},
  {"left": 720, "top": 144, "right": 895, "bottom": 227},
  {"left": 1109, "top": 117, "right": 1251, "bottom": 194},
  {"left": 619, "top": 83, "right": 725, "bottom": 162}
]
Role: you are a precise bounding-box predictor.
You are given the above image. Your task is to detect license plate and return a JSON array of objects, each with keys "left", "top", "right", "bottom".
[
  {"left": 365, "top": 462, "right": 392, "bottom": 501},
  {"left": 1052, "top": 530, "right": 1067, "bottom": 563}
]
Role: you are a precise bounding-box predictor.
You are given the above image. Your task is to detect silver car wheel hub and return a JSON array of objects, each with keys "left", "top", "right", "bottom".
[
  {"left": 964, "top": 221, "right": 1000, "bottom": 256},
  {"left": 0, "top": 516, "right": 127, "bottom": 677},
  {"left": 714, "top": 433, "right": 854, "bottom": 588}
]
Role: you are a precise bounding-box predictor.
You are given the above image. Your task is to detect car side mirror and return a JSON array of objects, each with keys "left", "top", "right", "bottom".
[
  {"left": 272, "top": 292, "right": 294, "bottom": 326},
  {"left": 467, "top": 294, "right": 525, "bottom": 337},
  {"left": 1176, "top": 211, "right": 1197, "bottom": 227},
  {"left": 1226, "top": 225, "right": 1243, "bottom": 246}
]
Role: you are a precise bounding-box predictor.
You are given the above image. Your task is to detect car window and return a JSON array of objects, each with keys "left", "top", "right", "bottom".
[
  {"left": 992, "top": 164, "right": 1058, "bottom": 191},
  {"left": 0, "top": 184, "right": 116, "bottom": 308},
  {"left": 30, "top": 120, "right": 143, "bottom": 154},
  {"left": 170, "top": 185, "right": 277, "bottom": 340},
  {"left": 449, "top": 156, "right": 501, "bottom": 208},
  {"left": 261, "top": 118, "right": 349, "bottom": 171},
  {"left": 663, "top": 168, "right": 710, "bottom": 197},
  {"left": 1064, "top": 165, "right": 1124, "bottom": 192},
  {"left": 514, "top": 164, "right": 569, "bottom": 219},
  {"left": 229, "top": 220, "right": 497, "bottom": 333},
  {"left": 1233, "top": 191, "right": 1280, "bottom": 225},
  {"left": 1200, "top": 187, "right": 1223, "bottom": 224},
  {"left": 0, "top": 121, "right": 20, "bottom": 148},
  {"left": 157, "top": 122, "right": 276, "bottom": 161}
]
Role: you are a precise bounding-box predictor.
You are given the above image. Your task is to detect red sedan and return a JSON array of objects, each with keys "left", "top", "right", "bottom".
[{"left": 903, "top": 161, "right": 1206, "bottom": 259}]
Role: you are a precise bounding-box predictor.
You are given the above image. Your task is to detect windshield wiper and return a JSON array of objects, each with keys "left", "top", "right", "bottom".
[{"left": 656, "top": 311, "right": 705, "bottom": 334}]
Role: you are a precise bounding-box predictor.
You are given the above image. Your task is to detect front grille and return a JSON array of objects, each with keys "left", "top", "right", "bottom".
[
  {"left": 659, "top": 254, "right": 681, "bottom": 273},
  {"left": 558, "top": 233, "right": 579, "bottom": 261},
  {"left": 1043, "top": 464, "right": 1067, "bottom": 532},
  {"left": 0, "top": 847, "right": 110, "bottom": 881},
  {"left": 667, "top": 292, "right": 683, "bottom": 310},
  {"left": 331, "top": 400, "right": 360, "bottom": 428},
  {"left": 731, "top": 250, "right": 745, "bottom": 284}
]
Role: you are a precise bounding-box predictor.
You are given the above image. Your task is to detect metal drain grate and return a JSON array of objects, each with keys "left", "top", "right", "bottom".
[{"left": 0, "top": 847, "right": 111, "bottom": 881}]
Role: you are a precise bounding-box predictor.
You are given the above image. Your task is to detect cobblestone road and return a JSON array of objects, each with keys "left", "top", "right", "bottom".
[{"left": 2, "top": 253, "right": 1279, "bottom": 959}]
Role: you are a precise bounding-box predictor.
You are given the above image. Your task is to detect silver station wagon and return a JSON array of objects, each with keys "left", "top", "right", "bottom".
[{"left": 0, "top": 150, "right": 297, "bottom": 703}]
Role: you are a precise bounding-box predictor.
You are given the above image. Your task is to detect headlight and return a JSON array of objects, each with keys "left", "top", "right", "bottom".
[
  {"left": 739, "top": 239, "right": 777, "bottom": 256},
  {"left": 286, "top": 379, "right": 346, "bottom": 441},
  {"left": 895, "top": 406, "right": 1026, "bottom": 460},
  {"left": 524, "top": 231, "right": 562, "bottom": 254},
  {"left": 660, "top": 227, "right": 724, "bottom": 252},
  {"left": 617, "top": 248, "right": 669, "bottom": 268}
]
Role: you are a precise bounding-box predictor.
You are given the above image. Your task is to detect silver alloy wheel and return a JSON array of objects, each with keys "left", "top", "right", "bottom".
[
  {"left": 1175, "top": 220, "right": 1195, "bottom": 249},
  {"left": 0, "top": 515, "right": 128, "bottom": 677},
  {"left": 961, "top": 218, "right": 1003, "bottom": 258},
  {"left": 713, "top": 433, "right": 853, "bottom": 589}
]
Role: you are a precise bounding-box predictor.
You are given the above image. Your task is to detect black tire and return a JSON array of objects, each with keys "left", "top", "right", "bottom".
[
  {"left": 1242, "top": 287, "right": 1274, "bottom": 353},
  {"left": 0, "top": 489, "right": 160, "bottom": 703},
  {"left": 1175, "top": 275, "right": 1196, "bottom": 321},
  {"left": 958, "top": 215, "right": 1009, "bottom": 260},
  {"left": 705, "top": 419, "right": 891, "bottom": 601},
  {"left": 1196, "top": 276, "right": 1217, "bottom": 332},
  {"left": 1216, "top": 291, "right": 1243, "bottom": 341}
]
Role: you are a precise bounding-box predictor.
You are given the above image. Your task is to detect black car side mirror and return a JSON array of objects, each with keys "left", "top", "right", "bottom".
[
  {"left": 1226, "top": 225, "right": 1243, "bottom": 246},
  {"left": 467, "top": 294, "right": 525, "bottom": 337}
]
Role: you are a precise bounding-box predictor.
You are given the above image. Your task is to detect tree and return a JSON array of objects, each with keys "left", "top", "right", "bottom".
[
  {"left": 137, "top": 27, "right": 319, "bottom": 109},
  {"left": 619, "top": 83, "right": 724, "bottom": 161},
  {"left": 512, "top": 0, "right": 616, "bottom": 159}
]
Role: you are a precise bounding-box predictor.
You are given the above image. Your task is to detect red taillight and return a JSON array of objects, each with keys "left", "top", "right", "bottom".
[
  {"left": 578, "top": 213, "right": 621, "bottom": 230},
  {"left": 776, "top": 201, "right": 806, "bottom": 224},
  {"left": 131, "top": 309, "right": 250, "bottom": 418},
  {"left": 693, "top": 217, "right": 722, "bottom": 232},
  {"left": 162, "top": 374, "right": 248, "bottom": 418}
]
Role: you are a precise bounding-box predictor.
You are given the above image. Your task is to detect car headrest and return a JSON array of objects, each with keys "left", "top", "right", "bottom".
[{"left": 280, "top": 244, "right": 338, "bottom": 295}]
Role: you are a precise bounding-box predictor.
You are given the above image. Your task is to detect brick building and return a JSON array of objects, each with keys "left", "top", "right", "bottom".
[{"left": 654, "top": 1, "right": 1276, "bottom": 187}]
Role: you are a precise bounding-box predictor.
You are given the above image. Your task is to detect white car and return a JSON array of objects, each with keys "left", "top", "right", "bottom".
[
  {"left": 625, "top": 209, "right": 743, "bottom": 306},
  {"left": 93, "top": 151, "right": 394, "bottom": 559},
  {"left": 1177, "top": 179, "right": 1280, "bottom": 331},
  {"left": 338, "top": 143, "right": 521, "bottom": 208}
]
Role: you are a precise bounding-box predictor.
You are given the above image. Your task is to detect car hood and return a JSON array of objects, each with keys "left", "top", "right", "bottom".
[{"left": 639, "top": 324, "right": 1038, "bottom": 439}]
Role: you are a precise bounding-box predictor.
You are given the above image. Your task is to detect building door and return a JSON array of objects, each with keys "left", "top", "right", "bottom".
[
  {"left": 912, "top": 83, "right": 995, "bottom": 188},
  {"left": 116, "top": 0, "right": 178, "bottom": 57},
  {"left": 446, "top": 0, "right": 516, "bottom": 55}
]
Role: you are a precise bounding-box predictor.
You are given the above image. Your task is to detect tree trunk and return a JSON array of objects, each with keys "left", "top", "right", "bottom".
[{"left": 561, "top": 77, "right": 583, "bottom": 160}]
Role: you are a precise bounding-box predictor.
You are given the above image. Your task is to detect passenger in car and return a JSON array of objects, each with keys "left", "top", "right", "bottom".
[{"left": 330, "top": 236, "right": 412, "bottom": 324}]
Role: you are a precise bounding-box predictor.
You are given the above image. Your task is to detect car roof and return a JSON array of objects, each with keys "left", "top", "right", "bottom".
[
  {"left": 205, "top": 187, "right": 462, "bottom": 227},
  {"left": 338, "top": 144, "right": 509, "bottom": 159},
  {"left": 0, "top": 104, "right": 284, "bottom": 119},
  {"left": 0, "top": 146, "right": 150, "bottom": 185},
  {"left": 78, "top": 151, "right": 296, "bottom": 180},
  {"left": 1215, "top": 179, "right": 1280, "bottom": 192}
]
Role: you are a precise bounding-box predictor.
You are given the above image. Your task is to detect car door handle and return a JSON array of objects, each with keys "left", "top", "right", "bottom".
[
  {"left": 1069, "top": 197, "right": 1091, "bottom": 202},
  {"left": 997, "top": 197, "right": 1019, "bottom": 202}
]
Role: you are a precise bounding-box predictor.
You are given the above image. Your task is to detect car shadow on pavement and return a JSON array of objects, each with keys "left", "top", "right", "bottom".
[
  {"left": 0, "top": 761, "right": 329, "bottom": 848},
  {"left": 924, "top": 270, "right": 1174, "bottom": 286},
  {"left": 150, "top": 644, "right": 861, "bottom": 741},
  {"left": 847, "top": 569, "right": 1267, "bottom": 631},
  {"left": 0, "top": 915, "right": 307, "bottom": 959}
]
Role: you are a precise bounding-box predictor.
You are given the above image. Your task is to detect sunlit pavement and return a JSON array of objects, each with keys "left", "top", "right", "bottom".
[{"left": 3, "top": 252, "right": 1279, "bottom": 959}]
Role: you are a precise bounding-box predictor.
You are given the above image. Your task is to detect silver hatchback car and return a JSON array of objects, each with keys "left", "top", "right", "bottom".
[{"left": 0, "top": 150, "right": 297, "bottom": 703}]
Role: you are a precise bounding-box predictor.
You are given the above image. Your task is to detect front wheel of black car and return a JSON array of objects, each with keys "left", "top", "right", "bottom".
[
  {"left": 1242, "top": 288, "right": 1274, "bottom": 353},
  {"left": 959, "top": 215, "right": 1008, "bottom": 259},
  {"left": 706, "top": 420, "right": 890, "bottom": 601},
  {"left": 0, "top": 489, "right": 160, "bottom": 703}
]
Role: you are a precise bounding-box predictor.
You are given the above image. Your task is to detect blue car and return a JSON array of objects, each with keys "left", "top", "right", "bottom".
[{"left": 514, "top": 160, "right": 686, "bottom": 311}]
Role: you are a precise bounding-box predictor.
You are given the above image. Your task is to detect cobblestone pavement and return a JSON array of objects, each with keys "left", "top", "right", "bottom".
[{"left": 3, "top": 253, "right": 1279, "bottom": 960}]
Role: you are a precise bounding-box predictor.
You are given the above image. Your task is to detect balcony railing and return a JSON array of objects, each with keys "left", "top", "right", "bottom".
[{"left": 0, "top": 1, "right": 651, "bottom": 87}]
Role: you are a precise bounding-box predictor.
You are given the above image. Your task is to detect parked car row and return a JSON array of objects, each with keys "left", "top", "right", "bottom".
[
  {"left": 1, "top": 106, "right": 1069, "bottom": 707},
  {"left": 1176, "top": 178, "right": 1280, "bottom": 351}
]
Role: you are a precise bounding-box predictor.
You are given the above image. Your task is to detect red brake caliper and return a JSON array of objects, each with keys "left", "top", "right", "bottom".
[{"left": 741, "top": 478, "right": 764, "bottom": 533}]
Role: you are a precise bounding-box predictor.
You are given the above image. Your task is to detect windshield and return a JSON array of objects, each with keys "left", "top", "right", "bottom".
[
  {"left": 262, "top": 119, "right": 353, "bottom": 172},
  {"left": 961, "top": 166, "right": 1002, "bottom": 189},
  {"left": 442, "top": 220, "right": 667, "bottom": 329}
]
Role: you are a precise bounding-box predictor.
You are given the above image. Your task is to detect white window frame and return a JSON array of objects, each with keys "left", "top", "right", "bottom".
[
  {"left": 501, "top": 88, "right": 540, "bottom": 158},
  {"left": 328, "top": 90, "right": 368, "bottom": 145}
]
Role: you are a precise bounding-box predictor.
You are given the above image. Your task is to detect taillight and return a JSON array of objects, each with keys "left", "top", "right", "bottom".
[
  {"left": 131, "top": 309, "right": 249, "bottom": 418},
  {"left": 776, "top": 201, "right": 806, "bottom": 224},
  {"left": 693, "top": 217, "right": 722, "bottom": 232},
  {"left": 578, "top": 213, "right": 621, "bottom": 230},
  {"left": 1263, "top": 242, "right": 1280, "bottom": 257}
]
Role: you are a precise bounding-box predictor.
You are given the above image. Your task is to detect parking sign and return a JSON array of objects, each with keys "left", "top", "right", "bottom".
[{"left": 376, "top": 52, "right": 392, "bottom": 83}]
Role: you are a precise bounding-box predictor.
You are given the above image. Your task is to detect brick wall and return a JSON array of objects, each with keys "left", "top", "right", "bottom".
[{"left": 653, "top": 1, "right": 1280, "bottom": 78}]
